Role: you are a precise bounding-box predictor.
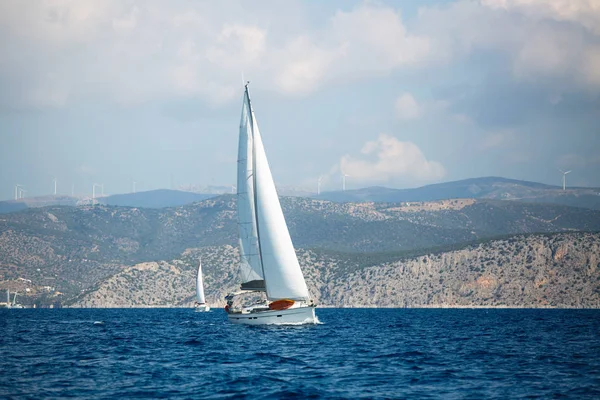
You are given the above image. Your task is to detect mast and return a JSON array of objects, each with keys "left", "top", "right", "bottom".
[{"left": 245, "top": 83, "right": 267, "bottom": 285}]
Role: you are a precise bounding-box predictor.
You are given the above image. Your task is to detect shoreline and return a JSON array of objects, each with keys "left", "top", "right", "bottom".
[{"left": 39, "top": 304, "right": 600, "bottom": 310}]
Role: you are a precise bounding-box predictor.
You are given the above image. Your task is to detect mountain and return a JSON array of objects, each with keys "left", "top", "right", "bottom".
[
  {"left": 0, "top": 195, "right": 81, "bottom": 214},
  {"left": 4, "top": 176, "right": 597, "bottom": 215},
  {"left": 0, "top": 201, "right": 27, "bottom": 214},
  {"left": 69, "top": 232, "right": 600, "bottom": 308},
  {"left": 0, "top": 190, "right": 219, "bottom": 214},
  {"left": 98, "top": 189, "right": 217, "bottom": 208},
  {"left": 316, "top": 177, "right": 600, "bottom": 210},
  {"left": 1, "top": 194, "right": 600, "bottom": 306}
]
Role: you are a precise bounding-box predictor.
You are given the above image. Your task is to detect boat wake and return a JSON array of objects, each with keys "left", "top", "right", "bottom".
[{"left": 268, "top": 316, "right": 322, "bottom": 326}]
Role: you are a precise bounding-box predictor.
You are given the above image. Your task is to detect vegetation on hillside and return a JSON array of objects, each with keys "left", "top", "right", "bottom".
[{"left": 1, "top": 195, "right": 600, "bottom": 307}]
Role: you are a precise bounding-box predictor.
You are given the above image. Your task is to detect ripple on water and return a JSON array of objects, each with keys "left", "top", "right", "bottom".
[{"left": 0, "top": 308, "right": 599, "bottom": 399}]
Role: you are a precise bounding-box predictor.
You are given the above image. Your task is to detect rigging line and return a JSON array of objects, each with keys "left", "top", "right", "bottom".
[{"left": 246, "top": 85, "right": 267, "bottom": 285}]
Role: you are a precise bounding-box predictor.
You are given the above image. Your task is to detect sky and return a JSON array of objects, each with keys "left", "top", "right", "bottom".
[{"left": 1, "top": 0, "right": 599, "bottom": 200}]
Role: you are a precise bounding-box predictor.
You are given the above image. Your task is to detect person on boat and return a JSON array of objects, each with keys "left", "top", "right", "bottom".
[{"left": 224, "top": 296, "right": 234, "bottom": 313}]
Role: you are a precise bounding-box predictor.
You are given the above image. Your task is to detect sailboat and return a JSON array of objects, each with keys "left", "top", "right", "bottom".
[
  {"left": 11, "top": 292, "right": 23, "bottom": 309},
  {"left": 225, "top": 83, "right": 317, "bottom": 325},
  {"left": 194, "top": 259, "right": 210, "bottom": 312}
]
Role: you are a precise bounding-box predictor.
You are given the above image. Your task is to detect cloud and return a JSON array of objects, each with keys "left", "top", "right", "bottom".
[
  {"left": 413, "top": 0, "right": 600, "bottom": 131},
  {"left": 0, "top": 1, "right": 431, "bottom": 110},
  {"left": 7, "top": 0, "right": 598, "bottom": 113},
  {"left": 340, "top": 134, "right": 445, "bottom": 185},
  {"left": 482, "top": 0, "right": 600, "bottom": 35},
  {"left": 479, "top": 130, "right": 515, "bottom": 150},
  {"left": 417, "top": 0, "right": 600, "bottom": 92},
  {"left": 275, "top": 4, "right": 432, "bottom": 95},
  {"left": 394, "top": 93, "right": 422, "bottom": 120}
]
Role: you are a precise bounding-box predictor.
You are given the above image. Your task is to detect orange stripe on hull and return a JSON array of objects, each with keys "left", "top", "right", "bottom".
[{"left": 268, "top": 299, "right": 295, "bottom": 310}]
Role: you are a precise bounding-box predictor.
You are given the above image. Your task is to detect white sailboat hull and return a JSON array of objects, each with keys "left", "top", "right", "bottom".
[
  {"left": 227, "top": 306, "right": 316, "bottom": 325},
  {"left": 195, "top": 305, "right": 210, "bottom": 312}
]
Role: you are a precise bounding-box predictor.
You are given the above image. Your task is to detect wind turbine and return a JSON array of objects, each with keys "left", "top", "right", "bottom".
[
  {"left": 19, "top": 187, "right": 26, "bottom": 199},
  {"left": 342, "top": 173, "right": 351, "bottom": 191},
  {"left": 53, "top": 178, "right": 57, "bottom": 195},
  {"left": 559, "top": 169, "right": 572, "bottom": 191},
  {"left": 231, "top": 185, "right": 236, "bottom": 194},
  {"left": 14, "top": 184, "right": 22, "bottom": 200},
  {"left": 317, "top": 176, "right": 323, "bottom": 195},
  {"left": 92, "top": 183, "right": 103, "bottom": 204}
]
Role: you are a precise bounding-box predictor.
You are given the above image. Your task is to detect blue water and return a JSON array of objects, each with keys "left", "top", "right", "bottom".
[{"left": 1, "top": 309, "right": 599, "bottom": 399}]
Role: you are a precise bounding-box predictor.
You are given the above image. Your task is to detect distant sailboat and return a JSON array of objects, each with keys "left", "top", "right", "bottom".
[
  {"left": 194, "top": 259, "right": 210, "bottom": 312},
  {"left": 11, "top": 292, "right": 23, "bottom": 309},
  {"left": 224, "top": 83, "right": 317, "bottom": 325}
]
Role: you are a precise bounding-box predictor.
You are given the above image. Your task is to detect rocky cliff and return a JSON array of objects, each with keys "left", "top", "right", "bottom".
[{"left": 70, "top": 232, "right": 600, "bottom": 308}]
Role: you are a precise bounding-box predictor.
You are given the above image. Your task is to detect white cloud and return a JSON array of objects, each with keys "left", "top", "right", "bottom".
[
  {"left": 394, "top": 93, "right": 422, "bottom": 120},
  {"left": 482, "top": 0, "right": 600, "bottom": 35},
  {"left": 479, "top": 130, "right": 515, "bottom": 150},
  {"left": 417, "top": 0, "right": 600, "bottom": 91},
  {"left": 274, "top": 35, "right": 340, "bottom": 96},
  {"left": 340, "top": 134, "right": 445, "bottom": 185},
  {"left": 0, "top": 1, "right": 431, "bottom": 109},
  {"left": 2, "top": 0, "right": 598, "bottom": 112}
]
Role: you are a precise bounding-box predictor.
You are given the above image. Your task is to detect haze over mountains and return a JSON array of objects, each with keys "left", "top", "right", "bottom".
[
  {"left": 317, "top": 177, "right": 600, "bottom": 209},
  {"left": 2, "top": 177, "right": 599, "bottom": 213}
]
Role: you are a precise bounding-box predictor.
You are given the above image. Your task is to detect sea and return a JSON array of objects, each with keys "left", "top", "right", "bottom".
[{"left": 1, "top": 308, "right": 599, "bottom": 399}]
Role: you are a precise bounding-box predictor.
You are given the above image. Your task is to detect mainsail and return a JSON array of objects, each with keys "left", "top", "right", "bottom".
[
  {"left": 237, "top": 86, "right": 310, "bottom": 301},
  {"left": 196, "top": 261, "right": 206, "bottom": 304}
]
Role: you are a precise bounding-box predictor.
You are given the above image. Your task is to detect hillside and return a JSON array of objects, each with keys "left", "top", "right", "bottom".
[
  {"left": 2, "top": 195, "right": 600, "bottom": 307},
  {"left": 0, "top": 190, "right": 219, "bottom": 214},
  {"left": 69, "top": 232, "right": 600, "bottom": 308},
  {"left": 0, "top": 195, "right": 79, "bottom": 214},
  {"left": 317, "top": 177, "right": 600, "bottom": 210},
  {"left": 99, "top": 189, "right": 216, "bottom": 208},
  {"left": 0, "top": 202, "right": 27, "bottom": 214}
]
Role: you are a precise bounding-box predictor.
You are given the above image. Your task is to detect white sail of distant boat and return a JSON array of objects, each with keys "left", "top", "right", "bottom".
[
  {"left": 194, "top": 259, "right": 210, "bottom": 312},
  {"left": 224, "top": 83, "right": 317, "bottom": 325}
]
